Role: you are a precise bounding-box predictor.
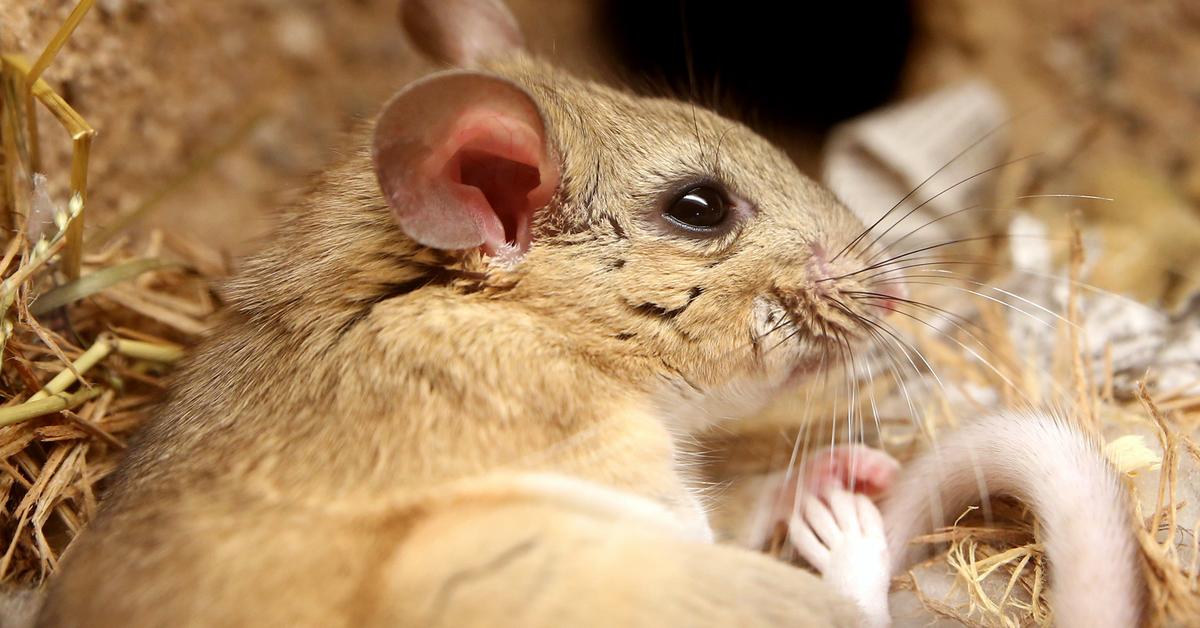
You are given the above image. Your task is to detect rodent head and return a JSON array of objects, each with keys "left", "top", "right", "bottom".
[{"left": 239, "top": 0, "right": 900, "bottom": 426}]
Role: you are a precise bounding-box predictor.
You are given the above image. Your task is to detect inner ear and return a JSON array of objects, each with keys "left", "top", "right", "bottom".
[
  {"left": 457, "top": 152, "right": 539, "bottom": 254},
  {"left": 372, "top": 72, "right": 560, "bottom": 257},
  {"left": 439, "top": 113, "right": 555, "bottom": 255}
]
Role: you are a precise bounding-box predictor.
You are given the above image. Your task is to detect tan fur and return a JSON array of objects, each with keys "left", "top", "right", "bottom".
[{"left": 37, "top": 43, "right": 889, "bottom": 628}]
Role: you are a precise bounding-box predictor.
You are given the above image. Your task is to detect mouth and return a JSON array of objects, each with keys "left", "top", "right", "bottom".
[
  {"left": 753, "top": 290, "right": 874, "bottom": 379},
  {"left": 784, "top": 351, "right": 831, "bottom": 384}
]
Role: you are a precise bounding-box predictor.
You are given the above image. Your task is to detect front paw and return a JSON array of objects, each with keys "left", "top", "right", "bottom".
[{"left": 789, "top": 446, "right": 895, "bottom": 627}]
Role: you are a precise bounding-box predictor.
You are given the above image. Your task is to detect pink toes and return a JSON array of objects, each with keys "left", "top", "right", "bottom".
[
  {"left": 801, "top": 444, "right": 900, "bottom": 497},
  {"left": 788, "top": 445, "right": 897, "bottom": 627},
  {"left": 789, "top": 484, "right": 894, "bottom": 627}
]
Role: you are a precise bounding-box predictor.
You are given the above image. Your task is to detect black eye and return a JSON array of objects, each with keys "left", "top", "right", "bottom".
[{"left": 665, "top": 185, "right": 728, "bottom": 230}]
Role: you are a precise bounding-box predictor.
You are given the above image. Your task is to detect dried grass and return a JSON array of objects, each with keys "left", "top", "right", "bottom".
[
  {"left": 866, "top": 227, "right": 1200, "bottom": 626},
  {"left": 0, "top": 1, "right": 219, "bottom": 586},
  {"left": 0, "top": 231, "right": 216, "bottom": 585}
]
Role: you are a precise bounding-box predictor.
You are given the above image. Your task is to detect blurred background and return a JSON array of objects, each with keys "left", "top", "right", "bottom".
[{"left": 4, "top": 0, "right": 1198, "bottom": 306}]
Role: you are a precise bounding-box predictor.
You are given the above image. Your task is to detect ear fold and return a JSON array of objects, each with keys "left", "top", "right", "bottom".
[
  {"left": 399, "top": 0, "right": 524, "bottom": 67},
  {"left": 372, "top": 71, "right": 560, "bottom": 257}
]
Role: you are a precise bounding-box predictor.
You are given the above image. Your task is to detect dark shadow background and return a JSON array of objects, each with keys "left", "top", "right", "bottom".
[{"left": 601, "top": 1, "right": 914, "bottom": 132}]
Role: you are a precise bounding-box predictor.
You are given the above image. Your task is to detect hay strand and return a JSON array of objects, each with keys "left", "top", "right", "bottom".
[
  {"left": 29, "top": 258, "right": 174, "bottom": 316},
  {"left": 0, "top": 2, "right": 216, "bottom": 584}
]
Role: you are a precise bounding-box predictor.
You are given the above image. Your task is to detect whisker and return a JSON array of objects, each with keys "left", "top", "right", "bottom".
[
  {"left": 855, "top": 294, "right": 1063, "bottom": 406},
  {"left": 828, "top": 298, "right": 951, "bottom": 408},
  {"left": 843, "top": 330, "right": 873, "bottom": 491},
  {"left": 859, "top": 153, "right": 1042, "bottom": 256},
  {"left": 851, "top": 293, "right": 1053, "bottom": 403},
  {"left": 860, "top": 316, "right": 950, "bottom": 402},
  {"left": 755, "top": 317, "right": 794, "bottom": 342},
  {"left": 838, "top": 331, "right": 858, "bottom": 454},
  {"left": 858, "top": 320, "right": 925, "bottom": 437},
  {"left": 868, "top": 303, "right": 1039, "bottom": 404},
  {"left": 824, "top": 233, "right": 1068, "bottom": 282},
  {"left": 767, "top": 327, "right": 805, "bottom": 355},
  {"left": 831, "top": 116, "right": 1017, "bottom": 263},
  {"left": 849, "top": 289, "right": 1045, "bottom": 399},
  {"left": 865, "top": 193, "right": 1113, "bottom": 265},
  {"left": 1015, "top": 193, "right": 1114, "bottom": 202},
  {"left": 869, "top": 274, "right": 1069, "bottom": 330},
  {"left": 855, "top": 259, "right": 990, "bottom": 285},
  {"left": 861, "top": 346, "right": 884, "bottom": 439},
  {"left": 845, "top": 290, "right": 986, "bottom": 333},
  {"left": 781, "top": 350, "right": 827, "bottom": 487},
  {"left": 861, "top": 325, "right": 916, "bottom": 390},
  {"left": 918, "top": 262, "right": 1159, "bottom": 313},
  {"left": 725, "top": 313, "right": 799, "bottom": 369},
  {"left": 710, "top": 124, "right": 737, "bottom": 179},
  {"left": 857, "top": 314, "right": 936, "bottom": 437},
  {"left": 865, "top": 203, "right": 985, "bottom": 264},
  {"left": 859, "top": 245, "right": 1172, "bottom": 325}
]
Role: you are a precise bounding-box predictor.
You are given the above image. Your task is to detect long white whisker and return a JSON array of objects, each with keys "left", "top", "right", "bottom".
[
  {"left": 861, "top": 154, "right": 1042, "bottom": 255},
  {"left": 832, "top": 118, "right": 1020, "bottom": 263},
  {"left": 874, "top": 304, "right": 1039, "bottom": 403},
  {"left": 873, "top": 276, "right": 1062, "bottom": 330},
  {"left": 866, "top": 194, "right": 1113, "bottom": 264},
  {"left": 861, "top": 321, "right": 926, "bottom": 438},
  {"left": 829, "top": 233, "right": 1070, "bottom": 282},
  {"left": 873, "top": 266, "right": 1075, "bottom": 325},
  {"left": 1015, "top": 193, "right": 1114, "bottom": 201}
]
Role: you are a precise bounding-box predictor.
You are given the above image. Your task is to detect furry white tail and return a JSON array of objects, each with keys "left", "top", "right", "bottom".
[{"left": 881, "top": 409, "right": 1144, "bottom": 628}]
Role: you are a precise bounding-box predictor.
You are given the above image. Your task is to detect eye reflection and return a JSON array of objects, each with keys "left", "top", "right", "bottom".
[{"left": 665, "top": 185, "right": 728, "bottom": 230}]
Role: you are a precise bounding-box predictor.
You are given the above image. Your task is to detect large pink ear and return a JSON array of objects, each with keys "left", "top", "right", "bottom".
[
  {"left": 399, "top": 0, "right": 524, "bottom": 67},
  {"left": 371, "top": 71, "right": 560, "bottom": 257}
]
